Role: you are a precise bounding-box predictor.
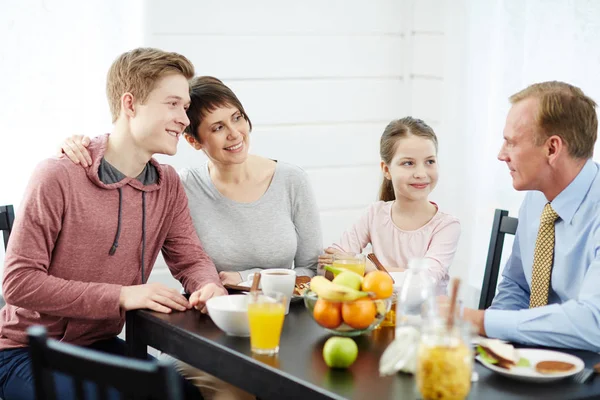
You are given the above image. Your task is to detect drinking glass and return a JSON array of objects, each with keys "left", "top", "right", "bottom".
[
  {"left": 247, "top": 292, "right": 286, "bottom": 355},
  {"left": 332, "top": 253, "right": 366, "bottom": 276}
]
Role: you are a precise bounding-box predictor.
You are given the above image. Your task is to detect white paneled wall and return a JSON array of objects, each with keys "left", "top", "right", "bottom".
[
  {"left": 0, "top": 1, "right": 453, "bottom": 289},
  {"left": 146, "top": 0, "right": 453, "bottom": 288},
  {"left": 144, "top": 0, "right": 407, "bottom": 283}
]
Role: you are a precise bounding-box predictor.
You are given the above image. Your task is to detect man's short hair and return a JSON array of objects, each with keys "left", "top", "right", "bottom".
[
  {"left": 510, "top": 81, "right": 598, "bottom": 159},
  {"left": 106, "top": 48, "right": 195, "bottom": 122}
]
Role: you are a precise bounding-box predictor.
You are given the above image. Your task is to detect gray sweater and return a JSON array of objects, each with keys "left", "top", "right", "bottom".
[{"left": 178, "top": 161, "right": 322, "bottom": 281}]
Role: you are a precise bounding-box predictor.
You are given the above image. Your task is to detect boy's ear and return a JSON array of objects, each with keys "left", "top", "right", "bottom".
[
  {"left": 380, "top": 161, "right": 391, "bottom": 180},
  {"left": 121, "top": 92, "right": 135, "bottom": 118},
  {"left": 184, "top": 133, "right": 203, "bottom": 150}
]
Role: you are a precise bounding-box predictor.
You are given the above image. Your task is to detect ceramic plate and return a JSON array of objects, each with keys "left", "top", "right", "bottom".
[{"left": 476, "top": 348, "right": 584, "bottom": 383}]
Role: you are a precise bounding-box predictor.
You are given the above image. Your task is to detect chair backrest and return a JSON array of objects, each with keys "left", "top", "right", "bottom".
[
  {"left": 478, "top": 209, "right": 518, "bottom": 310},
  {"left": 0, "top": 204, "right": 15, "bottom": 251},
  {"left": 28, "top": 326, "right": 183, "bottom": 400}
]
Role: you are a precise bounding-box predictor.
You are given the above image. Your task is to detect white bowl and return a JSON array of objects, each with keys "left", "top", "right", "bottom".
[{"left": 206, "top": 295, "right": 250, "bottom": 337}]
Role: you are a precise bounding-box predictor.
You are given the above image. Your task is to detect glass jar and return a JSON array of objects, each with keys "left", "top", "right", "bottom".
[{"left": 416, "top": 319, "right": 473, "bottom": 400}]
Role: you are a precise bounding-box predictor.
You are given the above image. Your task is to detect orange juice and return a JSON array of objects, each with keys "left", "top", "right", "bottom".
[
  {"left": 332, "top": 260, "right": 366, "bottom": 276},
  {"left": 248, "top": 302, "right": 285, "bottom": 354}
]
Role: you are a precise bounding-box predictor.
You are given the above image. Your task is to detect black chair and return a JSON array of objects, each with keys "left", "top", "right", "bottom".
[
  {"left": 478, "top": 209, "right": 518, "bottom": 310},
  {"left": 0, "top": 204, "right": 15, "bottom": 250},
  {"left": 28, "top": 326, "right": 183, "bottom": 400}
]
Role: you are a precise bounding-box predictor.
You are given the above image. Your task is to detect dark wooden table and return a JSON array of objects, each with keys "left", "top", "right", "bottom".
[{"left": 126, "top": 300, "right": 600, "bottom": 400}]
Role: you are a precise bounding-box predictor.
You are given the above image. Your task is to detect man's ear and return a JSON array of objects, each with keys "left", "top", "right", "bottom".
[
  {"left": 380, "top": 161, "right": 391, "bottom": 180},
  {"left": 546, "top": 135, "right": 564, "bottom": 165},
  {"left": 184, "top": 133, "right": 203, "bottom": 150},
  {"left": 121, "top": 92, "right": 135, "bottom": 118}
]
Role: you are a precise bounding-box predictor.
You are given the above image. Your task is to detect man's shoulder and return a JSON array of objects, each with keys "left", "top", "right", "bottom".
[
  {"left": 155, "top": 162, "right": 182, "bottom": 184},
  {"left": 33, "top": 157, "right": 86, "bottom": 182}
]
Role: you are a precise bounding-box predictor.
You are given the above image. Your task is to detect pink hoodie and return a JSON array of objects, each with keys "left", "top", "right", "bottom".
[{"left": 1, "top": 134, "right": 222, "bottom": 349}]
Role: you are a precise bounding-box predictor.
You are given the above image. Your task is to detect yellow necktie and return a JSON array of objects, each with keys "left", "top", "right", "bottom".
[{"left": 529, "top": 203, "right": 559, "bottom": 308}]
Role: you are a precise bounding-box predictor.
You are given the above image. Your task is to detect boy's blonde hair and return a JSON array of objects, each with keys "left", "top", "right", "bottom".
[
  {"left": 510, "top": 81, "right": 597, "bottom": 159},
  {"left": 106, "top": 48, "right": 195, "bottom": 122}
]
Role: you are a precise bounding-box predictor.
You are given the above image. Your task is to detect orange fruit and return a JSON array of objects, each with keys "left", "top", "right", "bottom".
[
  {"left": 361, "top": 271, "right": 394, "bottom": 299},
  {"left": 341, "top": 298, "right": 376, "bottom": 329},
  {"left": 313, "top": 299, "right": 343, "bottom": 329}
]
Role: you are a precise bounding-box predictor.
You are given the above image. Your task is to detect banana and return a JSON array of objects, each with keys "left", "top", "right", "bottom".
[
  {"left": 309, "top": 276, "right": 369, "bottom": 302},
  {"left": 324, "top": 264, "right": 359, "bottom": 278}
]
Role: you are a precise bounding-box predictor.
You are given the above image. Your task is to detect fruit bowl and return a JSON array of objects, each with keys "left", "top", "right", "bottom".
[{"left": 303, "top": 290, "right": 392, "bottom": 336}]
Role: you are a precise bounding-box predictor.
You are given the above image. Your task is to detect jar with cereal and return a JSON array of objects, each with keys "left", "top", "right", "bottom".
[{"left": 416, "top": 319, "right": 473, "bottom": 400}]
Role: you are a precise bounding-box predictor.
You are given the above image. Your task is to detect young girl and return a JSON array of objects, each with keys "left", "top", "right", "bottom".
[{"left": 319, "top": 117, "right": 460, "bottom": 295}]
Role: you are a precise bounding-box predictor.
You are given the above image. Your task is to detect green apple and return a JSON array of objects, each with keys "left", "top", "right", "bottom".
[
  {"left": 323, "top": 337, "right": 358, "bottom": 368},
  {"left": 332, "top": 271, "right": 363, "bottom": 291}
]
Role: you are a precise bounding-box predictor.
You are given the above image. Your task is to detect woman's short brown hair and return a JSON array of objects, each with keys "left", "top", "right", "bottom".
[
  {"left": 106, "top": 47, "right": 195, "bottom": 123},
  {"left": 510, "top": 81, "right": 598, "bottom": 159},
  {"left": 185, "top": 76, "right": 252, "bottom": 141}
]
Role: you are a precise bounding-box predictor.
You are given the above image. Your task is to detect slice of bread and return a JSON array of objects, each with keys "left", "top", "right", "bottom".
[
  {"left": 479, "top": 339, "right": 518, "bottom": 369},
  {"left": 535, "top": 361, "right": 576, "bottom": 374}
]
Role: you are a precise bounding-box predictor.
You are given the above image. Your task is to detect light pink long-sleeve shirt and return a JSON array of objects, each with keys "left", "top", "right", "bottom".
[
  {"left": 0, "top": 134, "right": 222, "bottom": 349},
  {"left": 332, "top": 201, "right": 461, "bottom": 295}
]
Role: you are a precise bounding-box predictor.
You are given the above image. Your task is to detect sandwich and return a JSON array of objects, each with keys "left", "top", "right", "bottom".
[{"left": 477, "top": 339, "right": 523, "bottom": 369}]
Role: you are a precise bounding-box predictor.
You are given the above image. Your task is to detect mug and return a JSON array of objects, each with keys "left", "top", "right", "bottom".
[{"left": 260, "top": 269, "right": 296, "bottom": 314}]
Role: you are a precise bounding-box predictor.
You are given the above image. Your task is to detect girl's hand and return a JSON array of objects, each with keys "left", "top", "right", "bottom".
[
  {"left": 219, "top": 271, "right": 242, "bottom": 286},
  {"left": 317, "top": 247, "right": 342, "bottom": 269},
  {"left": 365, "top": 258, "right": 377, "bottom": 273},
  {"left": 57, "top": 135, "right": 92, "bottom": 167}
]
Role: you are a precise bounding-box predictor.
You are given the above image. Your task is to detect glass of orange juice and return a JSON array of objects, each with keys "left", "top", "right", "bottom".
[
  {"left": 332, "top": 253, "right": 366, "bottom": 276},
  {"left": 247, "top": 292, "right": 286, "bottom": 355}
]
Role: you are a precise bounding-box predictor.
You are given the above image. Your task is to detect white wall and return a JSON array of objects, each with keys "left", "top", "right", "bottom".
[
  {"left": 5, "top": 1, "right": 599, "bottom": 308},
  {"left": 0, "top": 0, "right": 143, "bottom": 270},
  {"left": 0, "top": 0, "right": 470, "bottom": 294},
  {"left": 144, "top": 0, "right": 412, "bottom": 286}
]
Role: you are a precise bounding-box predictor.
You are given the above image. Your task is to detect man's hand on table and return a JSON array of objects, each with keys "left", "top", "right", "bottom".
[
  {"left": 462, "top": 307, "right": 486, "bottom": 336},
  {"left": 119, "top": 282, "right": 192, "bottom": 313},
  {"left": 189, "top": 283, "right": 228, "bottom": 314},
  {"left": 437, "top": 295, "right": 486, "bottom": 336}
]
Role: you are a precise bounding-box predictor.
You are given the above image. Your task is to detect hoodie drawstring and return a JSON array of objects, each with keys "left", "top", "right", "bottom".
[
  {"left": 109, "top": 188, "right": 147, "bottom": 285},
  {"left": 109, "top": 188, "right": 122, "bottom": 256},
  {"left": 141, "top": 191, "right": 146, "bottom": 284}
]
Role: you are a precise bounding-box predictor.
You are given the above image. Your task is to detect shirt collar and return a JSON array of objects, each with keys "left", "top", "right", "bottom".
[{"left": 551, "top": 159, "right": 598, "bottom": 224}]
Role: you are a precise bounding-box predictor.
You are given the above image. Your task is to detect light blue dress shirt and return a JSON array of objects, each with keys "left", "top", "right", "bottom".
[{"left": 485, "top": 159, "right": 600, "bottom": 352}]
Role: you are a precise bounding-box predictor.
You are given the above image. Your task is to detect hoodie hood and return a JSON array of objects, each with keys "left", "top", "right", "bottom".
[{"left": 85, "top": 134, "right": 163, "bottom": 193}]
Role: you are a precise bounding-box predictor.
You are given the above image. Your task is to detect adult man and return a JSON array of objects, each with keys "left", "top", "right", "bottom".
[
  {"left": 0, "top": 48, "right": 227, "bottom": 399},
  {"left": 463, "top": 81, "right": 600, "bottom": 352}
]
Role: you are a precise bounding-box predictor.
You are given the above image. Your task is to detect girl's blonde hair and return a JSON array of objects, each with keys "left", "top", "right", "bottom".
[{"left": 379, "top": 117, "right": 439, "bottom": 201}]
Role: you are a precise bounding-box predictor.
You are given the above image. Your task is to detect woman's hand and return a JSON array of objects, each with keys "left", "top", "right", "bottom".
[
  {"left": 189, "top": 283, "right": 228, "bottom": 314},
  {"left": 219, "top": 271, "right": 242, "bottom": 286},
  {"left": 57, "top": 135, "right": 92, "bottom": 167}
]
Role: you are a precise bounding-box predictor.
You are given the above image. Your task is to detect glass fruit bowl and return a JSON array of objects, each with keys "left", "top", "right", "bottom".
[{"left": 303, "top": 290, "right": 392, "bottom": 337}]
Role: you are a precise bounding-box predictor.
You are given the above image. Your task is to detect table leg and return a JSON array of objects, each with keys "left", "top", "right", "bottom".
[{"left": 126, "top": 311, "right": 147, "bottom": 359}]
